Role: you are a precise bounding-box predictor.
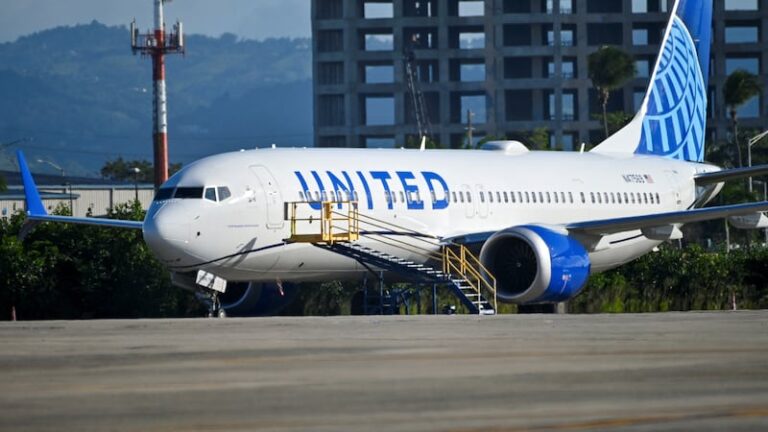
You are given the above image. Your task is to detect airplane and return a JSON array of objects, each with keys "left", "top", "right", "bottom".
[{"left": 14, "top": 0, "right": 768, "bottom": 317}]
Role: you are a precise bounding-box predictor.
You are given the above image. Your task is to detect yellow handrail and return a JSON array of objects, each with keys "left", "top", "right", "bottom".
[
  {"left": 287, "top": 200, "right": 496, "bottom": 314},
  {"left": 287, "top": 200, "right": 359, "bottom": 244},
  {"left": 442, "top": 245, "right": 497, "bottom": 314}
]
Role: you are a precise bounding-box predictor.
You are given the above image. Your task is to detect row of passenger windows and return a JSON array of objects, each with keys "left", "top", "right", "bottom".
[
  {"left": 298, "top": 189, "right": 663, "bottom": 206},
  {"left": 154, "top": 186, "right": 232, "bottom": 202}
]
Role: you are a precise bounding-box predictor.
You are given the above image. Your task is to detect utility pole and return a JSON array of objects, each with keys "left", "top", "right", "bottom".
[
  {"left": 747, "top": 130, "right": 768, "bottom": 194},
  {"left": 465, "top": 109, "right": 475, "bottom": 149},
  {"left": 131, "top": 0, "right": 184, "bottom": 189}
]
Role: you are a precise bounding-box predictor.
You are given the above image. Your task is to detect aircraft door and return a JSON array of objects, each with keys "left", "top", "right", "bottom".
[
  {"left": 250, "top": 165, "right": 284, "bottom": 230},
  {"left": 664, "top": 170, "right": 683, "bottom": 207},
  {"left": 461, "top": 184, "right": 474, "bottom": 218},
  {"left": 476, "top": 184, "right": 489, "bottom": 218}
]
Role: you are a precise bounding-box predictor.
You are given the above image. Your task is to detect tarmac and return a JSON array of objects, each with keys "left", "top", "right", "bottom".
[{"left": 0, "top": 311, "right": 767, "bottom": 431}]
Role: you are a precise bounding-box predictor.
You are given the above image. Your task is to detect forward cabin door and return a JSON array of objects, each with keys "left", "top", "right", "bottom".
[{"left": 250, "top": 165, "right": 284, "bottom": 230}]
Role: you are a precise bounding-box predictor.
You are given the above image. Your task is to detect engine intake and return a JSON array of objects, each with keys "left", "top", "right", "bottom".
[{"left": 479, "top": 225, "right": 591, "bottom": 304}]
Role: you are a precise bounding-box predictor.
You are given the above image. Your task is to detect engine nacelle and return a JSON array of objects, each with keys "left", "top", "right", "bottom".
[
  {"left": 479, "top": 225, "right": 591, "bottom": 304},
  {"left": 220, "top": 282, "right": 299, "bottom": 317}
]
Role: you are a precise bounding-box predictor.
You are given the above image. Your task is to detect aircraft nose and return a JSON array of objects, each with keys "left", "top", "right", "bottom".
[{"left": 143, "top": 203, "right": 194, "bottom": 265}]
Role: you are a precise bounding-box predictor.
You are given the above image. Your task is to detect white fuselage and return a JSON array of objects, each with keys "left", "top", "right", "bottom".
[{"left": 142, "top": 147, "right": 719, "bottom": 283}]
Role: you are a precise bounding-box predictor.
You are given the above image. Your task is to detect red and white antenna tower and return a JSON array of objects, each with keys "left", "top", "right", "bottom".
[{"left": 130, "top": 0, "right": 184, "bottom": 188}]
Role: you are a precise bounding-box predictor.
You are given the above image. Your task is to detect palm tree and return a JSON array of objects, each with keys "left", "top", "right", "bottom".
[
  {"left": 723, "top": 69, "right": 762, "bottom": 168},
  {"left": 588, "top": 46, "right": 636, "bottom": 139}
]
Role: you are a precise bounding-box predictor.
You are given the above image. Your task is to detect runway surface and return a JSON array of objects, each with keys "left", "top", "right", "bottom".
[{"left": 1, "top": 312, "right": 767, "bottom": 431}]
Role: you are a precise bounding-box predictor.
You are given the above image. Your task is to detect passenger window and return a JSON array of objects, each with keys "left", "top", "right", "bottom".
[
  {"left": 518, "top": 192, "right": 523, "bottom": 203},
  {"left": 489, "top": 192, "right": 494, "bottom": 203},
  {"left": 546, "top": 192, "right": 551, "bottom": 203},
  {"left": 623, "top": 192, "right": 629, "bottom": 203},
  {"left": 459, "top": 191, "right": 465, "bottom": 203},
  {"left": 467, "top": 192, "right": 472, "bottom": 203},
  {"left": 656, "top": 193, "right": 660, "bottom": 203},
  {"left": 554, "top": 192, "right": 559, "bottom": 204},
  {"left": 504, "top": 191, "right": 509, "bottom": 203},
  {"left": 496, "top": 191, "right": 501, "bottom": 202},
  {"left": 452, "top": 191, "right": 457, "bottom": 203},
  {"left": 511, "top": 192, "right": 516, "bottom": 203},
  {"left": 568, "top": 192, "right": 573, "bottom": 203},
  {"left": 479, "top": 191, "right": 485, "bottom": 203},
  {"left": 399, "top": 191, "right": 405, "bottom": 203},
  {"left": 580, "top": 192, "right": 585, "bottom": 203},
  {"left": 561, "top": 192, "right": 566, "bottom": 203},
  {"left": 531, "top": 192, "right": 537, "bottom": 203},
  {"left": 590, "top": 192, "right": 595, "bottom": 204},
  {"left": 204, "top": 187, "right": 217, "bottom": 202}
]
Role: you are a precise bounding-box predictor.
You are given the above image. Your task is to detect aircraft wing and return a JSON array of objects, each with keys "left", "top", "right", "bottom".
[
  {"left": 443, "top": 201, "right": 768, "bottom": 246},
  {"left": 16, "top": 150, "right": 144, "bottom": 232},
  {"left": 566, "top": 201, "right": 768, "bottom": 235},
  {"left": 695, "top": 164, "right": 768, "bottom": 186}
]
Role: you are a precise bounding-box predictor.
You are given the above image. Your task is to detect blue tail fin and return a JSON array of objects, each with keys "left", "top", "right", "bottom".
[
  {"left": 16, "top": 150, "right": 47, "bottom": 216},
  {"left": 592, "top": 0, "right": 713, "bottom": 162}
]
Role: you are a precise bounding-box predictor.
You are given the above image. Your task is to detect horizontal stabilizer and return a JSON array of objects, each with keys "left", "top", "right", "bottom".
[{"left": 695, "top": 164, "right": 768, "bottom": 186}]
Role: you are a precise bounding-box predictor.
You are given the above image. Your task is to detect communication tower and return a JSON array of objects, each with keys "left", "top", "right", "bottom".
[{"left": 130, "top": 0, "right": 184, "bottom": 188}]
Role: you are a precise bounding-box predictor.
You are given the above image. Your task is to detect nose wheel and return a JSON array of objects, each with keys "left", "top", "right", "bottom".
[{"left": 207, "top": 292, "right": 227, "bottom": 318}]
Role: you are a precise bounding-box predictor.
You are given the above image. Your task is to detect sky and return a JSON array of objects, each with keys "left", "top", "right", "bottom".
[{"left": 0, "top": 0, "right": 311, "bottom": 43}]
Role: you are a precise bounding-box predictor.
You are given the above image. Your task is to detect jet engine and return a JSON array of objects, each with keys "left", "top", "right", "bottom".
[
  {"left": 220, "top": 282, "right": 299, "bottom": 317},
  {"left": 479, "top": 225, "right": 591, "bottom": 304}
]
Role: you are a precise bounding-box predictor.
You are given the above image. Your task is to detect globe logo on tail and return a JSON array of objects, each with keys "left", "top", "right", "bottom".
[{"left": 636, "top": 17, "right": 707, "bottom": 162}]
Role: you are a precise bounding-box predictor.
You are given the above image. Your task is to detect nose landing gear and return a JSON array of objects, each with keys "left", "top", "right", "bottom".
[{"left": 208, "top": 293, "right": 227, "bottom": 318}]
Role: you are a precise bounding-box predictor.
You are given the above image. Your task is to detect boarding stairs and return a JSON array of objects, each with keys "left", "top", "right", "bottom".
[{"left": 285, "top": 201, "right": 497, "bottom": 315}]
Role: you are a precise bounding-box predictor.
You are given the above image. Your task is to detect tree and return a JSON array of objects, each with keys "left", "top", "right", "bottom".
[
  {"left": 100, "top": 157, "right": 182, "bottom": 183},
  {"left": 588, "top": 46, "right": 636, "bottom": 139},
  {"left": 0, "top": 174, "right": 6, "bottom": 192},
  {"left": 723, "top": 69, "right": 762, "bottom": 168}
]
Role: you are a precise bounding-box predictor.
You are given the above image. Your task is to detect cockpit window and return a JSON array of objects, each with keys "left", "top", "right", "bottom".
[
  {"left": 217, "top": 187, "right": 232, "bottom": 201},
  {"left": 204, "top": 187, "right": 217, "bottom": 202},
  {"left": 174, "top": 187, "right": 204, "bottom": 199},
  {"left": 154, "top": 188, "right": 175, "bottom": 201}
]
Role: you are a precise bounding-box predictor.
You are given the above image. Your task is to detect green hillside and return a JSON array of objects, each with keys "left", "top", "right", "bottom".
[{"left": 0, "top": 21, "right": 312, "bottom": 176}]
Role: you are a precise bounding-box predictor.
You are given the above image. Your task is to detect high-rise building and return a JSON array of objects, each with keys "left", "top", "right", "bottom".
[{"left": 312, "top": 0, "right": 768, "bottom": 150}]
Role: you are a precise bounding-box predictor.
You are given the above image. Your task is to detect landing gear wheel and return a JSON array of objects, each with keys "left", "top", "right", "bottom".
[{"left": 208, "top": 292, "right": 227, "bottom": 318}]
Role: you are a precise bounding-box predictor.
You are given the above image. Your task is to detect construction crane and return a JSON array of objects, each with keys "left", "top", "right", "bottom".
[{"left": 403, "top": 34, "right": 432, "bottom": 148}]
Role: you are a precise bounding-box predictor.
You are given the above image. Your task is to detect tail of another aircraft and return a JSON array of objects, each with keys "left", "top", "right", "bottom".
[{"left": 591, "top": 0, "right": 712, "bottom": 162}]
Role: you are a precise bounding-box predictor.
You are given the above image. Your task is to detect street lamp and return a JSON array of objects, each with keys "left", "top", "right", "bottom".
[
  {"left": 747, "top": 130, "right": 768, "bottom": 194},
  {"left": 132, "top": 167, "right": 141, "bottom": 202},
  {"left": 36, "top": 158, "right": 72, "bottom": 215},
  {"left": 755, "top": 180, "right": 768, "bottom": 246}
]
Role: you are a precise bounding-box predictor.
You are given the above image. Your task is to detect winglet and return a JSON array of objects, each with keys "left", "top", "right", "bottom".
[{"left": 16, "top": 150, "right": 47, "bottom": 216}]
